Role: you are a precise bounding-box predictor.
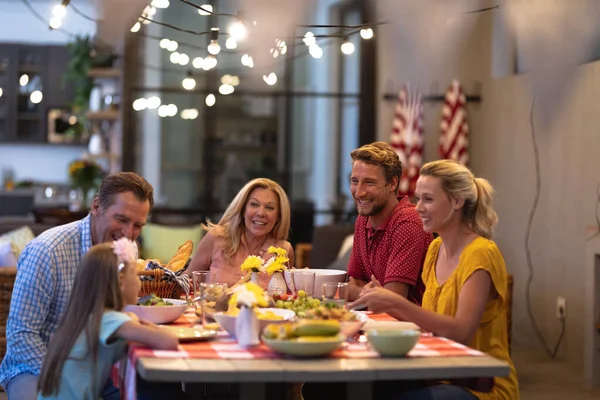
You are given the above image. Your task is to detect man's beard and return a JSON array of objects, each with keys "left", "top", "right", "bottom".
[{"left": 357, "top": 200, "right": 386, "bottom": 217}]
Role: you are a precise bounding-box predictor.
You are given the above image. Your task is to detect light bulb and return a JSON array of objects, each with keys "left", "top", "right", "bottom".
[
  {"left": 219, "top": 84, "right": 234, "bottom": 95},
  {"left": 159, "top": 38, "right": 170, "bottom": 49},
  {"left": 52, "top": 5, "right": 66, "bottom": 18},
  {"left": 341, "top": 40, "right": 355, "bottom": 55},
  {"left": 197, "top": 4, "right": 213, "bottom": 15},
  {"left": 167, "top": 104, "right": 178, "bottom": 117},
  {"left": 130, "top": 22, "right": 141, "bottom": 32},
  {"left": 303, "top": 32, "right": 316, "bottom": 47},
  {"left": 30, "top": 90, "right": 43, "bottom": 104},
  {"left": 181, "top": 108, "right": 198, "bottom": 119},
  {"left": 157, "top": 105, "right": 169, "bottom": 117},
  {"left": 177, "top": 53, "right": 189, "bottom": 66},
  {"left": 241, "top": 54, "right": 249, "bottom": 66},
  {"left": 192, "top": 57, "right": 204, "bottom": 69},
  {"left": 360, "top": 28, "right": 374, "bottom": 39},
  {"left": 202, "top": 55, "right": 217, "bottom": 70},
  {"left": 146, "top": 96, "right": 161, "bottom": 109},
  {"left": 166, "top": 40, "right": 178, "bottom": 52},
  {"left": 182, "top": 77, "right": 196, "bottom": 90},
  {"left": 49, "top": 17, "right": 62, "bottom": 30},
  {"left": 151, "top": 0, "right": 170, "bottom": 8},
  {"left": 141, "top": 17, "right": 151, "bottom": 25},
  {"left": 143, "top": 6, "right": 156, "bottom": 16},
  {"left": 263, "top": 73, "right": 277, "bottom": 86},
  {"left": 169, "top": 52, "right": 180, "bottom": 64},
  {"left": 205, "top": 94, "right": 216, "bottom": 107},
  {"left": 309, "top": 44, "right": 323, "bottom": 59},
  {"left": 228, "top": 21, "right": 247, "bottom": 40},
  {"left": 19, "top": 74, "right": 29, "bottom": 87},
  {"left": 225, "top": 37, "right": 237, "bottom": 49},
  {"left": 132, "top": 98, "right": 148, "bottom": 111},
  {"left": 231, "top": 76, "right": 240, "bottom": 86},
  {"left": 0, "top": 87, "right": 3, "bottom": 98},
  {"left": 221, "top": 75, "right": 232, "bottom": 85},
  {"left": 207, "top": 41, "right": 221, "bottom": 55}
]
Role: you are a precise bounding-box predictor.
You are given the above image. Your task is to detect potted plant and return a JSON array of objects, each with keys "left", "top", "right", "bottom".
[{"left": 64, "top": 35, "right": 117, "bottom": 117}]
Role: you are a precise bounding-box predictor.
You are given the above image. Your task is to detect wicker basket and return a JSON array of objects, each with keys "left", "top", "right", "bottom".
[{"left": 138, "top": 269, "right": 185, "bottom": 300}]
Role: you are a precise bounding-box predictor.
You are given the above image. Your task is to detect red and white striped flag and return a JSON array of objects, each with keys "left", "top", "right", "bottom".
[
  {"left": 439, "top": 80, "right": 469, "bottom": 165},
  {"left": 390, "top": 85, "right": 424, "bottom": 197}
]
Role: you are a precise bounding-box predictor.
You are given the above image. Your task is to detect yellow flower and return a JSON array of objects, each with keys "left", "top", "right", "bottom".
[
  {"left": 240, "top": 255, "right": 264, "bottom": 272},
  {"left": 264, "top": 255, "right": 289, "bottom": 274},
  {"left": 228, "top": 282, "right": 269, "bottom": 308},
  {"left": 267, "top": 246, "right": 288, "bottom": 258}
]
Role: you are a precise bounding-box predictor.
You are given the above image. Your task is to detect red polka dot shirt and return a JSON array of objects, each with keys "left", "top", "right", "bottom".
[{"left": 347, "top": 196, "right": 433, "bottom": 304}]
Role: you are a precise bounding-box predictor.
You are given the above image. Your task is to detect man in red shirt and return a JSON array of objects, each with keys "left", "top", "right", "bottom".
[{"left": 347, "top": 142, "right": 433, "bottom": 304}]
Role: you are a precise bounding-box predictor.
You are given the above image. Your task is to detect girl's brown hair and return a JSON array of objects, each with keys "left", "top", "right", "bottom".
[
  {"left": 203, "top": 178, "right": 291, "bottom": 258},
  {"left": 37, "top": 243, "right": 126, "bottom": 396},
  {"left": 420, "top": 160, "right": 498, "bottom": 239}
]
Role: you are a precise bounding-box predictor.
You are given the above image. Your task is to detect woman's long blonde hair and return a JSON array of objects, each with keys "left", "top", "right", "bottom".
[
  {"left": 204, "top": 178, "right": 291, "bottom": 258},
  {"left": 37, "top": 243, "right": 127, "bottom": 397},
  {"left": 420, "top": 160, "right": 498, "bottom": 239}
]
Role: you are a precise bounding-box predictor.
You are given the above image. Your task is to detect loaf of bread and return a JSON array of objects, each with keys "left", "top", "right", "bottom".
[{"left": 165, "top": 240, "right": 193, "bottom": 272}]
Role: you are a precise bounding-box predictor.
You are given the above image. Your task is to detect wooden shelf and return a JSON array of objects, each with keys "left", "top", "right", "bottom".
[
  {"left": 85, "top": 110, "right": 119, "bottom": 121},
  {"left": 87, "top": 68, "right": 121, "bottom": 79}
]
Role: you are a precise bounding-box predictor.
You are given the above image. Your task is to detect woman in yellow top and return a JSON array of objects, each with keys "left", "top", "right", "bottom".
[{"left": 350, "top": 160, "right": 519, "bottom": 400}]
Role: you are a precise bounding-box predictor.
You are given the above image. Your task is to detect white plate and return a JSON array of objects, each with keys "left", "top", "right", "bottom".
[{"left": 362, "top": 320, "right": 421, "bottom": 332}]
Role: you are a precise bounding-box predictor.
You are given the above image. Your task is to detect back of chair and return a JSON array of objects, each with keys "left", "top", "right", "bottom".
[{"left": 0, "top": 267, "right": 17, "bottom": 362}]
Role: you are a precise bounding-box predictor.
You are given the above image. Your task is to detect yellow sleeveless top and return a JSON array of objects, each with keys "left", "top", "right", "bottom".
[{"left": 421, "top": 237, "right": 519, "bottom": 400}]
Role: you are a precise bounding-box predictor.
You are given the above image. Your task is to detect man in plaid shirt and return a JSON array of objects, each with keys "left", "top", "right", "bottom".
[{"left": 0, "top": 172, "right": 154, "bottom": 400}]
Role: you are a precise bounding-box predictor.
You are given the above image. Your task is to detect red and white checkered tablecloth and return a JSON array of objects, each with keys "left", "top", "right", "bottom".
[{"left": 117, "top": 310, "right": 484, "bottom": 400}]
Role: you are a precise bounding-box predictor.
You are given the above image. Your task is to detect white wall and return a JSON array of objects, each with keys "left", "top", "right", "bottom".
[{"left": 0, "top": 0, "right": 97, "bottom": 184}]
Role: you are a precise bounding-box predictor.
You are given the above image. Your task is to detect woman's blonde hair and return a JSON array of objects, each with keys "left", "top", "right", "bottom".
[
  {"left": 38, "top": 243, "right": 128, "bottom": 396},
  {"left": 420, "top": 160, "right": 498, "bottom": 239},
  {"left": 204, "top": 178, "right": 291, "bottom": 258}
]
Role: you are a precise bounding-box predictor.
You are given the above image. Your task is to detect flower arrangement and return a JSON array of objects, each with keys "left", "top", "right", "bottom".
[
  {"left": 228, "top": 282, "right": 269, "bottom": 309},
  {"left": 239, "top": 246, "right": 289, "bottom": 275},
  {"left": 68, "top": 159, "right": 105, "bottom": 206}
]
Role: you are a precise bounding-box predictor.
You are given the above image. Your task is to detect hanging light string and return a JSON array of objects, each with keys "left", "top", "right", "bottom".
[
  {"left": 179, "top": 0, "right": 237, "bottom": 17},
  {"left": 20, "top": 0, "right": 76, "bottom": 36}
]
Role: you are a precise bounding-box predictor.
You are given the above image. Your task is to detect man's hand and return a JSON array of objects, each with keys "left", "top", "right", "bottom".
[{"left": 347, "top": 277, "right": 368, "bottom": 301}]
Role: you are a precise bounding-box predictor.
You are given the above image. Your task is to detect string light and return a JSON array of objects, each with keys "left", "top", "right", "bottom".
[
  {"left": 52, "top": 4, "right": 67, "bottom": 18},
  {"left": 341, "top": 39, "right": 355, "bottom": 55},
  {"left": 263, "top": 72, "right": 277, "bottom": 86},
  {"left": 207, "top": 28, "right": 221, "bottom": 55},
  {"left": 159, "top": 38, "right": 170, "bottom": 49},
  {"left": 30, "top": 90, "right": 43, "bottom": 104},
  {"left": 197, "top": 4, "right": 212, "bottom": 16},
  {"left": 182, "top": 72, "right": 196, "bottom": 90},
  {"left": 192, "top": 57, "right": 204, "bottom": 69},
  {"left": 19, "top": 74, "right": 29, "bottom": 87},
  {"left": 228, "top": 20, "right": 246, "bottom": 41},
  {"left": 177, "top": 53, "right": 190, "bottom": 66},
  {"left": 181, "top": 108, "right": 198, "bottom": 119},
  {"left": 169, "top": 52, "right": 181, "bottom": 64},
  {"left": 130, "top": 22, "right": 141, "bottom": 32},
  {"left": 167, "top": 40, "right": 178, "bottom": 52},
  {"left": 133, "top": 98, "right": 148, "bottom": 111},
  {"left": 202, "top": 55, "right": 217, "bottom": 70},
  {"left": 146, "top": 96, "right": 161, "bottom": 109},
  {"left": 241, "top": 54, "right": 253, "bottom": 68},
  {"left": 205, "top": 93, "right": 216, "bottom": 107},
  {"left": 49, "top": 17, "right": 62, "bottom": 29},
  {"left": 219, "top": 83, "right": 234, "bottom": 95},
  {"left": 360, "top": 28, "right": 374, "bottom": 39},
  {"left": 225, "top": 37, "right": 237, "bottom": 49},
  {"left": 151, "top": 0, "right": 170, "bottom": 8},
  {"left": 0, "top": 87, "right": 3, "bottom": 98},
  {"left": 309, "top": 44, "right": 323, "bottom": 59}
]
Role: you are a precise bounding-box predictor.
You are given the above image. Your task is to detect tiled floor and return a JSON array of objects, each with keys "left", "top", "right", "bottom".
[{"left": 1, "top": 344, "right": 599, "bottom": 399}]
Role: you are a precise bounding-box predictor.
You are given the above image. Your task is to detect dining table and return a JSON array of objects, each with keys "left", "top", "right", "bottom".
[{"left": 116, "top": 309, "right": 511, "bottom": 400}]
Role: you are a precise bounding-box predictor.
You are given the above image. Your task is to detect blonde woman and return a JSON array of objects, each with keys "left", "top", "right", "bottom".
[
  {"left": 349, "top": 160, "right": 518, "bottom": 400},
  {"left": 189, "top": 178, "right": 294, "bottom": 288}
]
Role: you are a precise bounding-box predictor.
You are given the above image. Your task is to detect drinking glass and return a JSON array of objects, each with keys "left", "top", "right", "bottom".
[
  {"left": 192, "top": 271, "right": 216, "bottom": 317},
  {"left": 196, "top": 282, "right": 228, "bottom": 327},
  {"left": 292, "top": 271, "right": 316, "bottom": 297},
  {"left": 321, "top": 282, "right": 348, "bottom": 307}
]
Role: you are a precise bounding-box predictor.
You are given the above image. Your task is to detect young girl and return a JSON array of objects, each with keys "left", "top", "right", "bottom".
[{"left": 37, "top": 238, "right": 179, "bottom": 400}]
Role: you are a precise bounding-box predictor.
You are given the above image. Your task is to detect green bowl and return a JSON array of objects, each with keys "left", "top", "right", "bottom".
[{"left": 366, "top": 329, "right": 420, "bottom": 357}]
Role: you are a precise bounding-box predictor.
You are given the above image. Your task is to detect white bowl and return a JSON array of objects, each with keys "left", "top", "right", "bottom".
[
  {"left": 212, "top": 308, "right": 295, "bottom": 338},
  {"left": 284, "top": 269, "right": 347, "bottom": 298},
  {"left": 125, "top": 299, "right": 188, "bottom": 324}
]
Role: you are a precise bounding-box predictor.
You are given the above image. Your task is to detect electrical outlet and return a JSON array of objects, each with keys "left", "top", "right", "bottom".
[{"left": 556, "top": 297, "right": 567, "bottom": 319}]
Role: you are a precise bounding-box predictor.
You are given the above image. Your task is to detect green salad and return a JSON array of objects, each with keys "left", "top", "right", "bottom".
[{"left": 139, "top": 294, "right": 173, "bottom": 307}]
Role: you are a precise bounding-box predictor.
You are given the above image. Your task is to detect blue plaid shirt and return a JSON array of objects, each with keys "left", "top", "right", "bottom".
[{"left": 0, "top": 215, "right": 92, "bottom": 389}]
